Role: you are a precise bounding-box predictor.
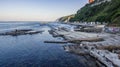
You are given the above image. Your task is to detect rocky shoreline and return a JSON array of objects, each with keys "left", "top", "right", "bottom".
[{"left": 47, "top": 23, "right": 120, "bottom": 67}]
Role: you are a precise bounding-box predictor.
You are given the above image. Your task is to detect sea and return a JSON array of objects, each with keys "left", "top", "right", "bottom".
[{"left": 0, "top": 21, "right": 97, "bottom": 67}]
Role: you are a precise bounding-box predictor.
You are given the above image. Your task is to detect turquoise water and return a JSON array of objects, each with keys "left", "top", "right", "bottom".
[{"left": 0, "top": 22, "right": 89, "bottom": 67}]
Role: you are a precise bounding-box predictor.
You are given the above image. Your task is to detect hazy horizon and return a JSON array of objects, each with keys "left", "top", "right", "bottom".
[{"left": 0, "top": 0, "right": 88, "bottom": 21}]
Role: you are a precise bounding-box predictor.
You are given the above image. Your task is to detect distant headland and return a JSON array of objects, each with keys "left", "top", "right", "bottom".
[{"left": 58, "top": 0, "right": 120, "bottom": 26}]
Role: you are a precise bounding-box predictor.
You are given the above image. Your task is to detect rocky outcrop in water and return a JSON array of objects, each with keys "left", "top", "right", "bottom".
[{"left": 0, "top": 29, "right": 44, "bottom": 36}]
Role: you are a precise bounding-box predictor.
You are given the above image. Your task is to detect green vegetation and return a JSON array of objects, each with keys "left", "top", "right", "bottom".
[{"left": 58, "top": 0, "right": 120, "bottom": 26}]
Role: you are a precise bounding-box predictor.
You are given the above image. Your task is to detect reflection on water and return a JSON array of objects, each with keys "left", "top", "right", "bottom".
[{"left": 0, "top": 22, "right": 92, "bottom": 67}]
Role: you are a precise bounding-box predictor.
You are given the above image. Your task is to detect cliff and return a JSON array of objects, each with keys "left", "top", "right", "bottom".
[
  {"left": 58, "top": 0, "right": 120, "bottom": 26},
  {"left": 57, "top": 14, "right": 75, "bottom": 22}
]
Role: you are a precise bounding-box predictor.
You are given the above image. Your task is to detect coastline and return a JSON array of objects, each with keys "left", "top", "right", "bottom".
[
  {"left": 47, "top": 22, "right": 120, "bottom": 67},
  {"left": 0, "top": 22, "right": 120, "bottom": 67}
]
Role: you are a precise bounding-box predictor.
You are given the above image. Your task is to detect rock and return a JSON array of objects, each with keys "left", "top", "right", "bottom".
[{"left": 0, "top": 29, "right": 43, "bottom": 36}]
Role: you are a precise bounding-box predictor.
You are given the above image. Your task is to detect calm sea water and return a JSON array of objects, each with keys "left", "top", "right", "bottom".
[{"left": 0, "top": 22, "right": 93, "bottom": 67}]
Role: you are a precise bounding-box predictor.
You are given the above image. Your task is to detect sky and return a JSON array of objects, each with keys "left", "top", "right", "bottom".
[{"left": 0, "top": 0, "right": 88, "bottom": 21}]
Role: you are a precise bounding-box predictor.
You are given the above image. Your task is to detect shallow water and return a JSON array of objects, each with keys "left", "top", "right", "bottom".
[{"left": 0, "top": 22, "right": 95, "bottom": 67}]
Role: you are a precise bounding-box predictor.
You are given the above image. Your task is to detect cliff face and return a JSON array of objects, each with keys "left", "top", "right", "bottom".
[
  {"left": 57, "top": 14, "right": 75, "bottom": 22},
  {"left": 58, "top": 0, "right": 120, "bottom": 26}
]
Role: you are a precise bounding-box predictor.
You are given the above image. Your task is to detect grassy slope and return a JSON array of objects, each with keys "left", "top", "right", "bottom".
[{"left": 59, "top": 0, "right": 120, "bottom": 26}]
